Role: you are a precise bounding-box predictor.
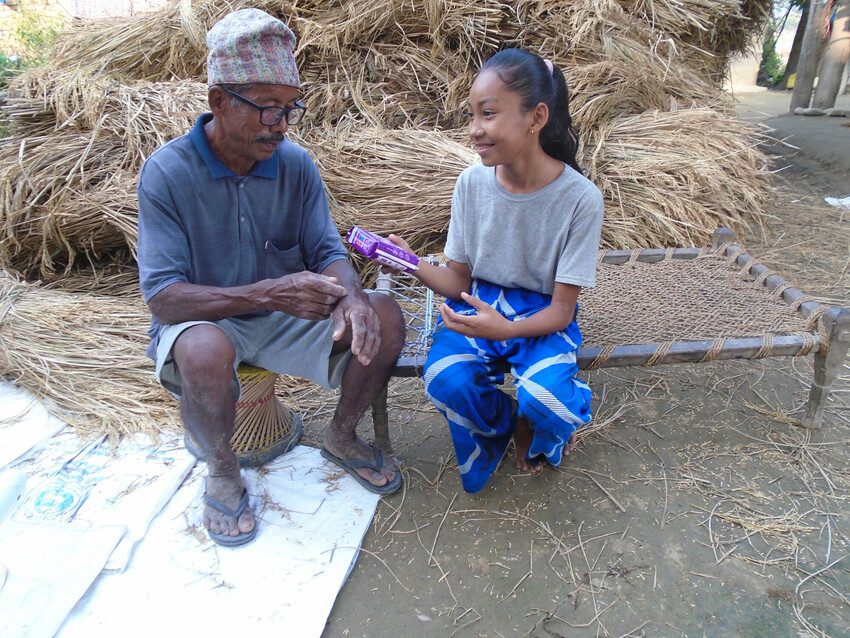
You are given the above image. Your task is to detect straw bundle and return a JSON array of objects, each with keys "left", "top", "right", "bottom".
[
  {"left": 565, "top": 60, "right": 729, "bottom": 131},
  {"left": 43, "top": 261, "right": 141, "bottom": 297},
  {"left": 0, "top": 132, "right": 128, "bottom": 270},
  {"left": 300, "top": 39, "right": 472, "bottom": 128},
  {"left": 0, "top": 272, "right": 337, "bottom": 439},
  {"left": 293, "top": 0, "right": 508, "bottom": 59},
  {"left": 0, "top": 71, "right": 205, "bottom": 276},
  {"left": 301, "top": 124, "right": 475, "bottom": 256},
  {"left": 32, "top": 173, "right": 139, "bottom": 276},
  {"left": 3, "top": 69, "right": 207, "bottom": 164},
  {"left": 584, "top": 108, "right": 770, "bottom": 248},
  {"left": 0, "top": 273, "right": 176, "bottom": 439},
  {"left": 50, "top": 0, "right": 295, "bottom": 82}
]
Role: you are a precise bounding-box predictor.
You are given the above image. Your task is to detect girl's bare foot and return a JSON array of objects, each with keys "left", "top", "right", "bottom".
[{"left": 512, "top": 417, "right": 543, "bottom": 474}]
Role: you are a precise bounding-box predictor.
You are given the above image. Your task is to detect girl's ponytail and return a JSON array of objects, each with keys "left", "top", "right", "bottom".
[
  {"left": 480, "top": 49, "right": 582, "bottom": 174},
  {"left": 541, "top": 65, "right": 581, "bottom": 174}
]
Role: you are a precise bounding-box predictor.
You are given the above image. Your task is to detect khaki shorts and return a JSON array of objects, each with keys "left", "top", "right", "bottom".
[{"left": 154, "top": 311, "right": 353, "bottom": 400}]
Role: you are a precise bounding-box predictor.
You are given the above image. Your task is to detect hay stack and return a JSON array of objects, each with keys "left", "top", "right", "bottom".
[
  {"left": 584, "top": 109, "right": 771, "bottom": 248},
  {"left": 0, "top": 0, "right": 773, "bottom": 279},
  {"left": 38, "top": 0, "right": 770, "bottom": 131}
]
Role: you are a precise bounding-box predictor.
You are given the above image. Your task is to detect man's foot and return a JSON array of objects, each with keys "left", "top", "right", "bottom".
[
  {"left": 322, "top": 435, "right": 398, "bottom": 490},
  {"left": 203, "top": 472, "right": 255, "bottom": 540},
  {"left": 513, "top": 417, "right": 544, "bottom": 474}
]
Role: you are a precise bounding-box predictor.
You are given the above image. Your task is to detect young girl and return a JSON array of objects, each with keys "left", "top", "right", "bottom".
[{"left": 389, "top": 48, "right": 603, "bottom": 493}]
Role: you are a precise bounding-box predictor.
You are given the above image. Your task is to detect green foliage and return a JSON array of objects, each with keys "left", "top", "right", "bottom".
[
  {"left": 760, "top": 31, "right": 786, "bottom": 86},
  {"left": 0, "top": 51, "right": 23, "bottom": 89},
  {"left": 14, "top": 1, "right": 63, "bottom": 64}
]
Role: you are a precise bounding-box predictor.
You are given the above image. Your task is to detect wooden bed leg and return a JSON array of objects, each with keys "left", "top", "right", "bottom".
[
  {"left": 802, "top": 307, "right": 850, "bottom": 429},
  {"left": 371, "top": 272, "right": 395, "bottom": 453},
  {"left": 372, "top": 383, "right": 392, "bottom": 454}
]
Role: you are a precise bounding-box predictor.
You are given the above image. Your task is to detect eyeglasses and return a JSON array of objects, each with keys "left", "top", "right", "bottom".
[{"left": 219, "top": 86, "right": 307, "bottom": 126}]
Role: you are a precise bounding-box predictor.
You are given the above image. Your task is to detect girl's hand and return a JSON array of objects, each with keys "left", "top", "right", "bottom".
[
  {"left": 440, "top": 292, "right": 514, "bottom": 340},
  {"left": 386, "top": 234, "right": 412, "bottom": 252},
  {"left": 380, "top": 234, "right": 415, "bottom": 274}
]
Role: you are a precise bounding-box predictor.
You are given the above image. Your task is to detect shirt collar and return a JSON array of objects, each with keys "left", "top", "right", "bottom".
[{"left": 189, "top": 113, "right": 278, "bottom": 180}]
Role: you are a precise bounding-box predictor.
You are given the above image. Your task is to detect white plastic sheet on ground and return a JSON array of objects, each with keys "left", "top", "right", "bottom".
[
  {"left": 0, "top": 383, "right": 64, "bottom": 469},
  {"left": 824, "top": 195, "right": 850, "bottom": 211},
  {"left": 0, "top": 379, "right": 382, "bottom": 637},
  {"left": 60, "top": 446, "right": 381, "bottom": 637},
  {"left": 9, "top": 429, "right": 196, "bottom": 573},
  {"left": 0, "top": 522, "right": 124, "bottom": 638}
]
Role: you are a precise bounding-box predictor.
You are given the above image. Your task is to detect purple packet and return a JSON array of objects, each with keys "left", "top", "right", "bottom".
[{"left": 345, "top": 226, "right": 420, "bottom": 273}]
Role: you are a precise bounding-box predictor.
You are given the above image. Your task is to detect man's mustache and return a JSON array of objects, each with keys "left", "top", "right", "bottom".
[{"left": 256, "top": 134, "right": 285, "bottom": 144}]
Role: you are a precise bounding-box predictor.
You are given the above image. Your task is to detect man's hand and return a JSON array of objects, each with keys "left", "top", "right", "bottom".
[
  {"left": 440, "top": 292, "right": 513, "bottom": 341},
  {"left": 263, "top": 272, "right": 347, "bottom": 320},
  {"left": 331, "top": 292, "right": 381, "bottom": 365}
]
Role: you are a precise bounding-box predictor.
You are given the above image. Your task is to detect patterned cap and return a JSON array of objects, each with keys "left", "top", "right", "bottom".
[{"left": 206, "top": 9, "right": 300, "bottom": 87}]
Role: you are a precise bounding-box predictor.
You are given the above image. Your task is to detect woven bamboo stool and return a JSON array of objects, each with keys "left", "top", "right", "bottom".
[
  {"left": 369, "top": 227, "right": 850, "bottom": 451},
  {"left": 184, "top": 364, "right": 302, "bottom": 467}
]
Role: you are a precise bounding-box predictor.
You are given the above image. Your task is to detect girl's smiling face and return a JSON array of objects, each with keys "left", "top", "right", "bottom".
[{"left": 465, "top": 69, "right": 541, "bottom": 167}]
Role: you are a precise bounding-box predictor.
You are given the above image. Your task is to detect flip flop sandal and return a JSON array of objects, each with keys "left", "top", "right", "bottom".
[
  {"left": 203, "top": 488, "right": 258, "bottom": 547},
  {"left": 320, "top": 447, "right": 402, "bottom": 495}
]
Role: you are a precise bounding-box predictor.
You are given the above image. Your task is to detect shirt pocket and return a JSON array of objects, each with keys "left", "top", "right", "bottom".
[{"left": 264, "top": 240, "right": 306, "bottom": 279}]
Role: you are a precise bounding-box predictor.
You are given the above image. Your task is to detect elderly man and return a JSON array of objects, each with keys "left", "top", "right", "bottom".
[{"left": 137, "top": 9, "right": 404, "bottom": 547}]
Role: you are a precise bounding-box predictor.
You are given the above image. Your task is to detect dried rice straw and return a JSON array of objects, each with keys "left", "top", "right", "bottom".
[{"left": 0, "top": 272, "right": 175, "bottom": 440}]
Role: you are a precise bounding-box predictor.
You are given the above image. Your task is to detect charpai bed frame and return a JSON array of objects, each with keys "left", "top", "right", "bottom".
[{"left": 367, "top": 228, "right": 850, "bottom": 451}]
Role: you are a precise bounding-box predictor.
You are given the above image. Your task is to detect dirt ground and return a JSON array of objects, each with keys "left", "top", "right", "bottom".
[{"left": 307, "top": 91, "right": 850, "bottom": 638}]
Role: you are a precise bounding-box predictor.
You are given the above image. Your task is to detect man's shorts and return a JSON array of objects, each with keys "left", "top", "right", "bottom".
[{"left": 154, "top": 311, "right": 353, "bottom": 400}]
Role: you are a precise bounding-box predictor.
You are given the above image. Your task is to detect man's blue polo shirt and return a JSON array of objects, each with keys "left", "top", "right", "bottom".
[{"left": 137, "top": 113, "right": 348, "bottom": 357}]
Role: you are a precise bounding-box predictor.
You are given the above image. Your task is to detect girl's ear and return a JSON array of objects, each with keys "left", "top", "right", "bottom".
[{"left": 531, "top": 101, "right": 550, "bottom": 133}]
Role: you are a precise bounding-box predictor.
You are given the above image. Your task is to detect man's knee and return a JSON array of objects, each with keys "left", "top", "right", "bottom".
[
  {"left": 172, "top": 324, "right": 236, "bottom": 394},
  {"left": 369, "top": 293, "right": 404, "bottom": 354}
]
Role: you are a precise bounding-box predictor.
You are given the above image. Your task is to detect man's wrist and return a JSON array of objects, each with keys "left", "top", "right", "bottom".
[{"left": 251, "top": 277, "right": 278, "bottom": 311}]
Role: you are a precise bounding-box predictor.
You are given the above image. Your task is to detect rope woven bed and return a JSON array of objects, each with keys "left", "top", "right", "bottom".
[{"left": 370, "top": 228, "right": 849, "bottom": 450}]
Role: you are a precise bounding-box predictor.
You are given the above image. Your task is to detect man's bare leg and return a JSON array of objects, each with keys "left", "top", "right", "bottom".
[
  {"left": 322, "top": 294, "right": 405, "bottom": 487},
  {"left": 172, "top": 324, "right": 254, "bottom": 538}
]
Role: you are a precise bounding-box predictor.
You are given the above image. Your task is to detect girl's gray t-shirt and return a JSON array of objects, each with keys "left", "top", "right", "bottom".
[{"left": 444, "top": 163, "right": 604, "bottom": 295}]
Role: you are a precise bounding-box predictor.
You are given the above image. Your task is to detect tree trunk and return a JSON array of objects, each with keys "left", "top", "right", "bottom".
[
  {"left": 813, "top": 0, "right": 850, "bottom": 108},
  {"left": 791, "top": 0, "right": 829, "bottom": 110},
  {"left": 779, "top": 3, "right": 810, "bottom": 90}
]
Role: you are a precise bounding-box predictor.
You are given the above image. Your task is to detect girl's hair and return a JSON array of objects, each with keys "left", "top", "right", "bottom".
[{"left": 480, "top": 48, "right": 581, "bottom": 174}]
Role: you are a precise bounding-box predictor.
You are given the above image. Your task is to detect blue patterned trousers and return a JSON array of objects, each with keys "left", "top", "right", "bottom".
[{"left": 423, "top": 280, "right": 592, "bottom": 493}]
